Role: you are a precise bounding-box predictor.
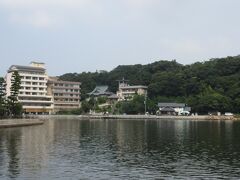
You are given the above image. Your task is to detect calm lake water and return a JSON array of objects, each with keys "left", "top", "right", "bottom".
[{"left": 0, "top": 118, "right": 240, "bottom": 179}]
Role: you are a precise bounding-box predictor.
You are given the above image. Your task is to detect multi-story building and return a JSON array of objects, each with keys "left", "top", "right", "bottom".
[
  {"left": 116, "top": 78, "right": 148, "bottom": 101},
  {"left": 47, "top": 77, "right": 81, "bottom": 113},
  {"left": 6, "top": 62, "right": 54, "bottom": 114}
]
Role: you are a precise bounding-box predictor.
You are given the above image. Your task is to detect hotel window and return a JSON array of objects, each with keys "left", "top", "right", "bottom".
[
  {"left": 32, "top": 92, "right": 37, "bottom": 95},
  {"left": 33, "top": 87, "right": 37, "bottom": 90},
  {"left": 39, "top": 77, "right": 44, "bottom": 80},
  {"left": 26, "top": 76, "right": 31, "bottom": 79},
  {"left": 32, "top": 82, "right": 38, "bottom": 85},
  {"left": 32, "top": 77, "right": 38, "bottom": 80}
]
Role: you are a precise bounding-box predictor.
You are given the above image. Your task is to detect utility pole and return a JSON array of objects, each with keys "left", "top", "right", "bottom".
[{"left": 144, "top": 91, "right": 147, "bottom": 115}]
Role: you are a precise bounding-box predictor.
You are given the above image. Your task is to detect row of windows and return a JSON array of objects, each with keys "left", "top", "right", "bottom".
[
  {"left": 19, "top": 92, "right": 46, "bottom": 96},
  {"left": 19, "top": 97, "right": 52, "bottom": 101},
  {"left": 54, "top": 93, "right": 79, "bottom": 97},
  {"left": 55, "top": 99, "right": 79, "bottom": 102},
  {"left": 20, "top": 87, "right": 46, "bottom": 91},
  {"left": 22, "top": 103, "right": 52, "bottom": 107},
  {"left": 53, "top": 89, "right": 79, "bottom": 92},
  {"left": 21, "top": 82, "right": 46, "bottom": 86},
  {"left": 55, "top": 104, "right": 79, "bottom": 107},
  {"left": 54, "top": 83, "right": 80, "bottom": 88},
  {"left": 19, "top": 71, "right": 45, "bottom": 75},
  {"left": 20, "top": 76, "right": 46, "bottom": 80}
]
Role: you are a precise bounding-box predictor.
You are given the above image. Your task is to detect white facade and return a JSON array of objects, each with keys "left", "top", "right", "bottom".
[
  {"left": 116, "top": 80, "right": 148, "bottom": 101},
  {"left": 6, "top": 62, "right": 54, "bottom": 114}
]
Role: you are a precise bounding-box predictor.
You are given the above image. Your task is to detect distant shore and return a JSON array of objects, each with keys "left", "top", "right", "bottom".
[
  {"left": 33, "top": 114, "right": 238, "bottom": 121},
  {"left": 78, "top": 114, "right": 237, "bottom": 120},
  {"left": 0, "top": 119, "right": 44, "bottom": 128}
]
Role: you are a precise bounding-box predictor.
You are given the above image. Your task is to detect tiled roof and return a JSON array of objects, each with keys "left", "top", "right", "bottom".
[
  {"left": 158, "top": 103, "right": 186, "bottom": 108},
  {"left": 160, "top": 107, "right": 175, "bottom": 112},
  {"left": 88, "top": 86, "right": 112, "bottom": 96}
]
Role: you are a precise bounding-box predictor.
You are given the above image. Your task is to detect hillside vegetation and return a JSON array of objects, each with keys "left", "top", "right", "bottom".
[{"left": 60, "top": 56, "right": 240, "bottom": 114}]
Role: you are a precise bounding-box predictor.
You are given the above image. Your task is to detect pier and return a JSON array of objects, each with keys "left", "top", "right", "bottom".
[{"left": 0, "top": 119, "right": 44, "bottom": 128}]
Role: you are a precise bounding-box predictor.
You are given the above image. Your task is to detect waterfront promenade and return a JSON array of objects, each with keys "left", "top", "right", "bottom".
[{"left": 0, "top": 119, "right": 44, "bottom": 128}]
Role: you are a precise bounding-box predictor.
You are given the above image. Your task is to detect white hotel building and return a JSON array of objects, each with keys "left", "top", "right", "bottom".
[{"left": 6, "top": 62, "right": 54, "bottom": 114}]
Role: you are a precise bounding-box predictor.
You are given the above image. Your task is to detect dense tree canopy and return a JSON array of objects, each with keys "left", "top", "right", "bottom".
[{"left": 60, "top": 56, "right": 240, "bottom": 113}]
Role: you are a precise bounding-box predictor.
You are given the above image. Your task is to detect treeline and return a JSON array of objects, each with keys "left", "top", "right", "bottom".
[
  {"left": 60, "top": 56, "right": 240, "bottom": 114},
  {"left": 0, "top": 71, "right": 23, "bottom": 118}
]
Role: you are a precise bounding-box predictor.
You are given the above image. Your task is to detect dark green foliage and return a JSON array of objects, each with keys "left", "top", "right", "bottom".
[
  {"left": 97, "top": 97, "right": 107, "bottom": 104},
  {"left": 7, "top": 71, "right": 23, "bottom": 117},
  {"left": 116, "top": 95, "right": 145, "bottom": 114},
  {"left": 0, "top": 77, "right": 7, "bottom": 117},
  {"left": 60, "top": 56, "right": 240, "bottom": 113}
]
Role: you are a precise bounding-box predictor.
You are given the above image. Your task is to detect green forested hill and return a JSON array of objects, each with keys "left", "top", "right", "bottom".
[{"left": 60, "top": 56, "right": 240, "bottom": 113}]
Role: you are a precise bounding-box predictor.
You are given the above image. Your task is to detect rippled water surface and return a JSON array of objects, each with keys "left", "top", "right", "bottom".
[{"left": 0, "top": 118, "right": 240, "bottom": 179}]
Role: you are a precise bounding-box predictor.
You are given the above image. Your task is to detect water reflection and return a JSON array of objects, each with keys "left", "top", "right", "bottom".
[{"left": 0, "top": 119, "right": 239, "bottom": 179}]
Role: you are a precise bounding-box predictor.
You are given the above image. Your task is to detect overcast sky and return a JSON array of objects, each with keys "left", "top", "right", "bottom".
[{"left": 0, "top": 0, "right": 240, "bottom": 76}]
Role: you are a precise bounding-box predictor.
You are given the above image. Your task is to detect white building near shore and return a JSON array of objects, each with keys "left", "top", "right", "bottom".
[
  {"left": 6, "top": 62, "right": 82, "bottom": 114},
  {"left": 6, "top": 62, "right": 54, "bottom": 114},
  {"left": 116, "top": 78, "right": 148, "bottom": 101}
]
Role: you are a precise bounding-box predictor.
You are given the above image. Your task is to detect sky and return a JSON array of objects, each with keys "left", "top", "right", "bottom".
[{"left": 0, "top": 0, "right": 240, "bottom": 76}]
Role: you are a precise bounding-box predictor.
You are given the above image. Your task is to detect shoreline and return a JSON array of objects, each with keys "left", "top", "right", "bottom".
[
  {"left": 34, "top": 114, "right": 238, "bottom": 121},
  {"left": 78, "top": 115, "right": 237, "bottom": 120},
  {"left": 0, "top": 119, "right": 44, "bottom": 128}
]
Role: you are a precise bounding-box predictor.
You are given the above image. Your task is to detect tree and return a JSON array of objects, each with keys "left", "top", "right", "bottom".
[
  {"left": 0, "top": 77, "right": 7, "bottom": 117},
  {"left": 7, "top": 71, "right": 22, "bottom": 117},
  {"left": 59, "top": 55, "right": 240, "bottom": 114}
]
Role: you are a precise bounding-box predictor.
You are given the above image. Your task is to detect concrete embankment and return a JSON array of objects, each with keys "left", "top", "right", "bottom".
[
  {"left": 78, "top": 115, "right": 237, "bottom": 120},
  {"left": 0, "top": 119, "right": 44, "bottom": 128},
  {"left": 32, "top": 114, "right": 238, "bottom": 121}
]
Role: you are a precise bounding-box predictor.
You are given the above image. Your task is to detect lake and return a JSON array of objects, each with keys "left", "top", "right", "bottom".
[{"left": 0, "top": 118, "right": 240, "bottom": 179}]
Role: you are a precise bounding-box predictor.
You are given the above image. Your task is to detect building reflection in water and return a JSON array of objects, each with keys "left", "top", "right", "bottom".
[{"left": 0, "top": 128, "right": 22, "bottom": 179}]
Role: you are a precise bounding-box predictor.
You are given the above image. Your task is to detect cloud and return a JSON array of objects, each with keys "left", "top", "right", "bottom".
[
  {"left": 0, "top": 0, "right": 102, "bottom": 28},
  {"left": 9, "top": 11, "right": 56, "bottom": 28}
]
